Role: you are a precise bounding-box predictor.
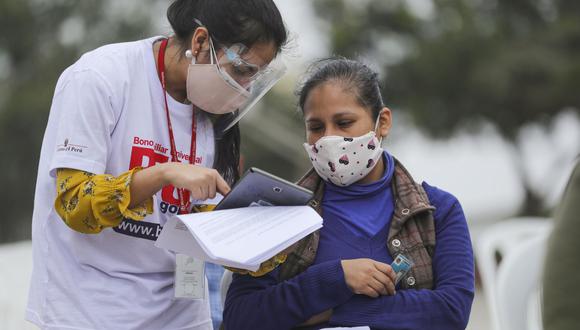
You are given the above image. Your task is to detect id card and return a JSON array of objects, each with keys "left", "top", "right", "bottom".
[
  {"left": 391, "top": 254, "right": 414, "bottom": 285},
  {"left": 174, "top": 254, "right": 205, "bottom": 299}
]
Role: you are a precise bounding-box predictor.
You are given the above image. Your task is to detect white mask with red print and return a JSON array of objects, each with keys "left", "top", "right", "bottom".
[{"left": 304, "top": 130, "right": 383, "bottom": 187}]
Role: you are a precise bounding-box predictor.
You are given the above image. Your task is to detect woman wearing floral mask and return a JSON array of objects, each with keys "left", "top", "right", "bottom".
[
  {"left": 223, "top": 58, "right": 475, "bottom": 330},
  {"left": 27, "top": 0, "right": 287, "bottom": 329}
]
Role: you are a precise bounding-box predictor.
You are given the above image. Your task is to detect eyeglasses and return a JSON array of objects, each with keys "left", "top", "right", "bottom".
[
  {"left": 216, "top": 43, "right": 272, "bottom": 86},
  {"left": 194, "top": 19, "right": 270, "bottom": 85}
]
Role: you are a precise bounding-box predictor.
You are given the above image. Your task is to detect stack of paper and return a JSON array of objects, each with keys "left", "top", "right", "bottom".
[{"left": 155, "top": 206, "right": 323, "bottom": 271}]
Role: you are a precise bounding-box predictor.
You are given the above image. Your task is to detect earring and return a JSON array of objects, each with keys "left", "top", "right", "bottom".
[{"left": 185, "top": 50, "right": 197, "bottom": 65}]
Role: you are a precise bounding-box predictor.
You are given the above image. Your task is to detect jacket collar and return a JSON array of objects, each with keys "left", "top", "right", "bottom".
[{"left": 298, "top": 157, "right": 435, "bottom": 238}]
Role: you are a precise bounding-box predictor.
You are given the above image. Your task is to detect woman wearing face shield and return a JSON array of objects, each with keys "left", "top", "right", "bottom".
[
  {"left": 26, "top": 0, "right": 287, "bottom": 329},
  {"left": 223, "top": 58, "right": 475, "bottom": 330}
]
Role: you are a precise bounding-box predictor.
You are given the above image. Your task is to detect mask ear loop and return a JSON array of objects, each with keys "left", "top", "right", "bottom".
[
  {"left": 208, "top": 38, "right": 217, "bottom": 65},
  {"left": 187, "top": 19, "right": 217, "bottom": 66},
  {"left": 374, "top": 109, "right": 384, "bottom": 144},
  {"left": 185, "top": 37, "right": 217, "bottom": 66}
]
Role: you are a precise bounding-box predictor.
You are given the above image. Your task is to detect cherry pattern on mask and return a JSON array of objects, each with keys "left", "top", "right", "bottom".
[
  {"left": 304, "top": 132, "right": 383, "bottom": 186},
  {"left": 328, "top": 161, "right": 336, "bottom": 172},
  {"left": 338, "top": 155, "right": 349, "bottom": 165}
]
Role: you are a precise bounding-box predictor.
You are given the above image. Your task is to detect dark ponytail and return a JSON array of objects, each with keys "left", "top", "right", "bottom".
[
  {"left": 167, "top": 0, "right": 287, "bottom": 185},
  {"left": 211, "top": 113, "right": 241, "bottom": 185}
]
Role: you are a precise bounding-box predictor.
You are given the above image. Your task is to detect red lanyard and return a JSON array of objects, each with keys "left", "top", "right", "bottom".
[{"left": 157, "top": 38, "right": 197, "bottom": 214}]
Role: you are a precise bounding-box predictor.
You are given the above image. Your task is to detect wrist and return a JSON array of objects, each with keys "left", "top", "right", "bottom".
[{"left": 155, "top": 162, "right": 172, "bottom": 186}]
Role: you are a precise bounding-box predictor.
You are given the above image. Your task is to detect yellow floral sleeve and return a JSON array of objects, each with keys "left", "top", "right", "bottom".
[{"left": 55, "top": 168, "right": 153, "bottom": 234}]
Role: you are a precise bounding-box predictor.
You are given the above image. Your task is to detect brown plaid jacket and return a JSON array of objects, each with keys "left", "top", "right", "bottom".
[{"left": 278, "top": 158, "right": 436, "bottom": 290}]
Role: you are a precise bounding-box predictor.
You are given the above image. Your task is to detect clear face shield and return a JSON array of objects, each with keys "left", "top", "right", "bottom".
[
  {"left": 188, "top": 22, "right": 286, "bottom": 135},
  {"left": 213, "top": 39, "right": 286, "bottom": 133}
]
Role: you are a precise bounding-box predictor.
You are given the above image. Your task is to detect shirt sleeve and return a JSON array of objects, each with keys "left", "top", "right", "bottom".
[
  {"left": 54, "top": 168, "right": 153, "bottom": 234},
  {"left": 329, "top": 189, "right": 475, "bottom": 330},
  {"left": 223, "top": 260, "right": 354, "bottom": 330},
  {"left": 49, "top": 68, "right": 120, "bottom": 176}
]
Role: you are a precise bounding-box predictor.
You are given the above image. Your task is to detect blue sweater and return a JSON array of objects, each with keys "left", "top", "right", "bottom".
[{"left": 223, "top": 153, "right": 475, "bottom": 330}]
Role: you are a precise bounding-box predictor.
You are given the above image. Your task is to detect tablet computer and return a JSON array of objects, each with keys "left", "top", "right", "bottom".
[{"left": 215, "top": 167, "right": 313, "bottom": 210}]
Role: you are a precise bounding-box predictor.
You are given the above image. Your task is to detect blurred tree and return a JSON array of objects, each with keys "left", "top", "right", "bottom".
[
  {"left": 0, "top": 0, "right": 155, "bottom": 243},
  {"left": 313, "top": 0, "right": 580, "bottom": 215}
]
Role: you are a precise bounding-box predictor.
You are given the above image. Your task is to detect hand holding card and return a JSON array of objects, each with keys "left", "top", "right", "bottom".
[{"left": 391, "top": 254, "right": 414, "bottom": 285}]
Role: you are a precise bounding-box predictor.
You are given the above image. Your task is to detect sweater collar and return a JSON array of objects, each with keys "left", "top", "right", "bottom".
[{"left": 323, "top": 151, "right": 395, "bottom": 200}]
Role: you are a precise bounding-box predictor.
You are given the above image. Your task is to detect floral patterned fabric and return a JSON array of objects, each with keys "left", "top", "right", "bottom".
[{"left": 55, "top": 168, "right": 153, "bottom": 234}]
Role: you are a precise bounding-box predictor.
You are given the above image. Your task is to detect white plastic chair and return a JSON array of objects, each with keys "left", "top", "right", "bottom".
[
  {"left": 474, "top": 217, "right": 552, "bottom": 330},
  {"left": 220, "top": 270, "right": 233, "bottom": 309},
  {"left": 526, "top": 289, "right": 543, "bottom": 330},
  {"left": 495, "top": 233, "right": 549, "bottom": 330}
]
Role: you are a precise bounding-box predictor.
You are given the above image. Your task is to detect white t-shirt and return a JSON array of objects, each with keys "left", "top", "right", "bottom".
[{"left": 26, "top": 37, "right": 215, "bottom": 330}]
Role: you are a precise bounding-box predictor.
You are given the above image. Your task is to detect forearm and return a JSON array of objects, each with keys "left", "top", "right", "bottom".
[
  {"left": 223, "top": 260, "right": 353, "bottom": 330},
  {"left": 331, "top": 192, "right": 475, "bottom": 329},
  {"left": 331, "top": 287, "right": 473, "bottom": 330},
  {"left": 128, "top": 163, "right": 167, "bottom": 208},
  {"left": 300, "top": 309, "right": 333, "bottom": 327}
]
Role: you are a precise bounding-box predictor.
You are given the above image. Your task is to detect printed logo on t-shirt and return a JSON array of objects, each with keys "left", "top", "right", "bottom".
[
  {"left": 56, "top": 138, "right": 88, "bottom": 154},
  {"left": 114, "top": 136, "right": 203, "bottom": 240},
  {"left": 113, "top": 218, "right": 161, "bottom": 241}
]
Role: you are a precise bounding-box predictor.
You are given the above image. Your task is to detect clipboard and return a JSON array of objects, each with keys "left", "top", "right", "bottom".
[{"left": 215, "top": 167, "right": 313, "bottom": 210}]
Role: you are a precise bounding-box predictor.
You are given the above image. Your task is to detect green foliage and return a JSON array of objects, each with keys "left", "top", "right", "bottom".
[
  {"left": 314, "top": 0, "right": 580, "bottom": 140},
  {"left": 313, "top": 0, "right": 580, "bottom": 215},
  {"left": 0, "top": 0, "right": 155, "bottom": 242}
]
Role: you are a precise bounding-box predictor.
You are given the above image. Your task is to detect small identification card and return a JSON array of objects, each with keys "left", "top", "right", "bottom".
[
  {"left": 391, "top": 254, "right": 414, "bottom": 285},
  {"left": 174, "top": 254, "right": 205, "bottom": 300}
]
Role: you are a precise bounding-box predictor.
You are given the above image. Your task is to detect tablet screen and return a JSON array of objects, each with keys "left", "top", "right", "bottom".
[{"left": 215, "top": 168, "right": 313, "bottom": 210}]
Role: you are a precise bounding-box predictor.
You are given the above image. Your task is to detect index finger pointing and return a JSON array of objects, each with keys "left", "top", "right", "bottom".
[{"left": 215, "top": 173, "right": 231, "bottom": 196}]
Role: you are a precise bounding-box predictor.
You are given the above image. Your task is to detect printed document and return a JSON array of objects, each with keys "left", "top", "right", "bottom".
[{"left": 156, "top": 206, "right": 323, "bottom": 271}]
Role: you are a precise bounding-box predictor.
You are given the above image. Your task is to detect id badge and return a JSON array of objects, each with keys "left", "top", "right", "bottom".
[
  {"left": 174, "top": 254, "right": 205, "bottom": 300},
  {"left": 391, "top": 254, "right": 414, "bottom": 285}
]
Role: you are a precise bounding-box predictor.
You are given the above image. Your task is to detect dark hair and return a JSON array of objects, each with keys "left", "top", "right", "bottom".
[
  {"left": 167, "top": 0, "right": 287, "bottom": 185},
  {"left": 297, "top": 57, "right": 385, "bottom": 120}
]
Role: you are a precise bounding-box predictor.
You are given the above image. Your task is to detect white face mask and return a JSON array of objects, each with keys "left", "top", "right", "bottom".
[
  {"left": 185, "top": 39, "right": 250, "bottom": 114},
  {"left": 304, "top": 130, "right": 383, "bottom": 186}
]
